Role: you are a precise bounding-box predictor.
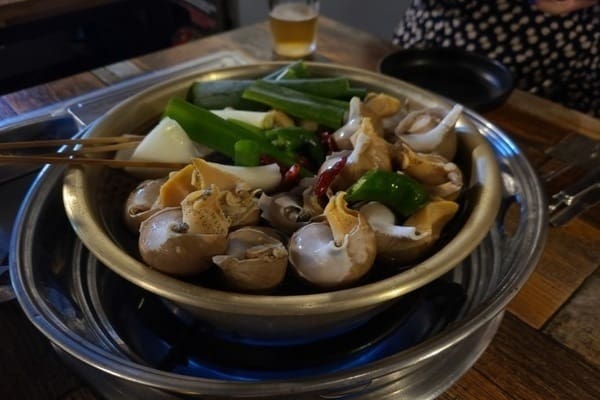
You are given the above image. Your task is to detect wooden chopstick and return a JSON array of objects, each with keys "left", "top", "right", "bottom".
[
  {"left": 0, "top": 135, "right": 187, "bottom": 169},
  {"left": 0, "top": 136, "right": 143, "bottom": 150},
  {"left": 0, "top": 154, "right": 188, "bottom": 169},
  {"left": 51, "top": 141, "right": 142, "bottom": 155}
]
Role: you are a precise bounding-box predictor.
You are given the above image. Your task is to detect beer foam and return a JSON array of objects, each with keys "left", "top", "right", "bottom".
[{"left": 270, "top": 3, "right": 318, "bottom": 21}]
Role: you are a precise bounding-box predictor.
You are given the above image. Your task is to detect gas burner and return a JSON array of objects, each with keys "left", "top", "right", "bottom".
[{"left": 86, "top": 260, "right": 465, "bottom": 381}]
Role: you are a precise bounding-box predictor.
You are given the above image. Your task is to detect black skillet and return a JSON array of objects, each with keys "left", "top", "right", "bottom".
[{"left": 378, "top": 47, "right": 514, "bottom": 112}]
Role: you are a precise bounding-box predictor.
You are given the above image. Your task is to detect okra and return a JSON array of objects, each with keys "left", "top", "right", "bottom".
[{"left": 242, "top": 81, "right": 348, "bottom": 129}]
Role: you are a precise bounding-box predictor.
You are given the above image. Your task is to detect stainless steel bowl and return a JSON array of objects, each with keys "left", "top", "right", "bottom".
[{"left": 62, "top": 62, "right": 503, "bottom": 340}]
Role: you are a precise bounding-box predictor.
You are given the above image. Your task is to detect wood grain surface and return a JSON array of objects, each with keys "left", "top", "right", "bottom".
[{"left": 1, "top": 17, "right": 598, "bottom": 400}]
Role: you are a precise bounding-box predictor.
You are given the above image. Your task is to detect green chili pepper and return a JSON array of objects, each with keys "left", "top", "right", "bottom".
[
  {"left": 265, "top": 127, "right": 325, "bottom": 164},
  {"left": 234, "top": 140, "right": 261, "bottom": 166},
  {"left": 242, "top": 81, "right": 348, "bottom": 129},
  {"left": 345, "top": 169, "right": 429, "bottom": 216}
]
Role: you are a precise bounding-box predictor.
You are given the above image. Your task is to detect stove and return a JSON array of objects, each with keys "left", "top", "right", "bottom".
[{"left": 5, "top": 51, "right": 547, "bottom": 399}]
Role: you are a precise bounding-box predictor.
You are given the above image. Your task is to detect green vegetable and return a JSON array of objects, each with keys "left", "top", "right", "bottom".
[
  {"left": 265, "top": 127, "right": 325, "bottom": 165},
  {"left": 187, "top": 77, "right": 360, "bottom": 112},
  {"left": 345, "top": 169, "right": 429, "bottom": 216},
  {"left": 242, "top": 81, "right": 348, "bottom": 129},
  {"left": 263, "top": 60, "right": 310, "bottom": 80},
  {"left": 163, "top": 97, "right": 309, "bottom": 175},
  {"left": 271, "top": 78, "right": 358, "bottom": 99},
  {"left": 234, "top": 140, "right": 261, "bottom": 166},
  {"left": 186, "top": 80, "right": 265, "bottom": 110}
]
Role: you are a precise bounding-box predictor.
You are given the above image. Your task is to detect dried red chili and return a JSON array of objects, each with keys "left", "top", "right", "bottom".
[
  {"left": 320, "top": 131, "right": 338, "bottom": 154},
  {"left": 313, "top": 156, "right": 347, "bottom": 196},
  {"left": 279, "top": 163, "right": 302, "bottom": 191}
]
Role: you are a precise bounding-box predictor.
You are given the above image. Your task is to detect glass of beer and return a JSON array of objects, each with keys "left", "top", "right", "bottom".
[{"left": 268, "top": 0, "right": 320, "bottom": 58}]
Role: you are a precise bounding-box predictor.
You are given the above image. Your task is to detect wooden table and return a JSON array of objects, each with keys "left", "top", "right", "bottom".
[{"left": 1, "top": 17, "right": 599, "bottom": 400}]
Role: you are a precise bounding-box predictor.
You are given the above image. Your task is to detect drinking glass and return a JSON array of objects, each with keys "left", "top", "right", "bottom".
[{"left": 268, "top": 0, "right": 320, "bottom": 58}]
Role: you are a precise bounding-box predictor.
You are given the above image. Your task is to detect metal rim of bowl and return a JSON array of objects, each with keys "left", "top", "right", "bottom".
[{"left": 61, "top": 62, "right": 503, "bottom": 316}]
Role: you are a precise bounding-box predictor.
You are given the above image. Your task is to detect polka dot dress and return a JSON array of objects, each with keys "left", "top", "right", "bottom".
[{"left": 393, "top": 0, "right": 599, "bottom": 117}]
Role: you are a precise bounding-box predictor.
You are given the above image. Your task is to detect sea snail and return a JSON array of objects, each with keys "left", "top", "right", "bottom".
[
  {"left": 288, "top": 192, "right": 377, "bottom": 288},
  {"left": 393, "top": 104, "right": 462, "bottom": 160},
  {"left": 360, "top": 200, "right": 459, "bottom": 265},
  {"left": 123, "top": 177, "right": 166, "bottom": 233},
  {"left": 213, "top": 227, "right": 288, "bottom": 291}
]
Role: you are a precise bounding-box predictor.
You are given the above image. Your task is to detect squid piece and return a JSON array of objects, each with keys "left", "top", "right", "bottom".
[
  {"left": 123, "top": 177, "right": 166, "bottom": 232},
  {"left": 288, "top": 192, "right": 376, "bottom": 288},
  {"left": 395, "top": 142, "right": 463, "bottom": 201},
  {"left": 360, "top": 200, "right": 459, "bottom": 265},
  {"left": 393, "top": 105, "right": 462, "bottom": 160},
  {"left": 213, "top": 227, "right": 288, "bottom": 291}
]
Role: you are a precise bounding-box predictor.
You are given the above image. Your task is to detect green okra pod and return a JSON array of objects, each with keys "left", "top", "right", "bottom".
[{"left": 242, "top": 81, "right": 348, "bottom": 129}]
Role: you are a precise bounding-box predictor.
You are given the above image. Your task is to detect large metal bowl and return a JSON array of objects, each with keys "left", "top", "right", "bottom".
[{"left": 62, "top": 62, "right": 502, "bottom": 341}]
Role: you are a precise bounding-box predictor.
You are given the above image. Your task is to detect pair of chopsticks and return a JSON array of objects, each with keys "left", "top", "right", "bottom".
[{"left": 0, "top": 136, "right": 188, "bottom": 169}]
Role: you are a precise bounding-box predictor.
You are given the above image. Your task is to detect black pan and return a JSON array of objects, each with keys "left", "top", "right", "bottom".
[{"left": 378, "top": 47, "right": 514, "bottom": 112}]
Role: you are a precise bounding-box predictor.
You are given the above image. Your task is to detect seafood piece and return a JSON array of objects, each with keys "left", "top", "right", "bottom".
[
  {"left": 362, "top": 92, "right": 407, "bottom": 133},
  {"left": 332, "top": 94, "right": 407, "bottom": 150},
  {"left": 138, "top": 207, "right": 228, "bottom": 276},
  {"left": 332, "top": 97, "right": 363, "bottom": 150},
  {"left": 123, "top": 177, "right": 166, "bottom": 232},
  {"left": 259, "top": 177, "right": 326, "bottom": 234},
  {"left": 394, "top": 105, "right": 462, "bottom": 160},
  {"left": 192, "top": 158, "right": 281, "bottom": 192},
  {"left": 395, "top": 142, "right": 463, "bottom": 201},
  {"left": 182, "top": 184, "right": 260, "bottom": 230},
  {"left": 361, "top": 200, "right": 459, "bottom": 264},
  {"left": 158, "top": 159, "right": 280, "bottom": 208},
  {"left": 258, "top": 192, "right": 312, "bottom": 235},
  {"left": 331, "top": 118, "right": 393, "bottom": 190},
  {"left": 159, "top": 164, "right": 197, "bottom": 207},
  {"left": 288, "top": 192, "right": 376, "bottom": 288},
  {"left": 213, "top": 227, "right": 288, "bottom": 291}
]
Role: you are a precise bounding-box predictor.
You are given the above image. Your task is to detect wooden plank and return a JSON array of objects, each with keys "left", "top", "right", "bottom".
[
  {"left": 544, "top": 268, "right": 600, "bottom": 368},
  {"left": 46, "top": 72, "right": 104, "bottom": 101},
  {"left": 318, "top": 18, "right": 395, "bottom": 71},
  {"left": 2, "top": 84, "right": 60, "bottom": 114},
  {"left": 132, "top": 35, "right": 239, "bottom": 71},
  {"left": 439, "top": 368, "right": 515, "bottom": 400},
  {"left": 472, "top": 314, "right": 600, "bottom": 400},
  {"left": 2, "top": 72, "right": 103, "bottom": 115},
  {"left": 487, "top": 90, "right": 600, "bottom": 140},
  {"left": 507, "top": 218, "right": 600, "bottom": 328}
]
